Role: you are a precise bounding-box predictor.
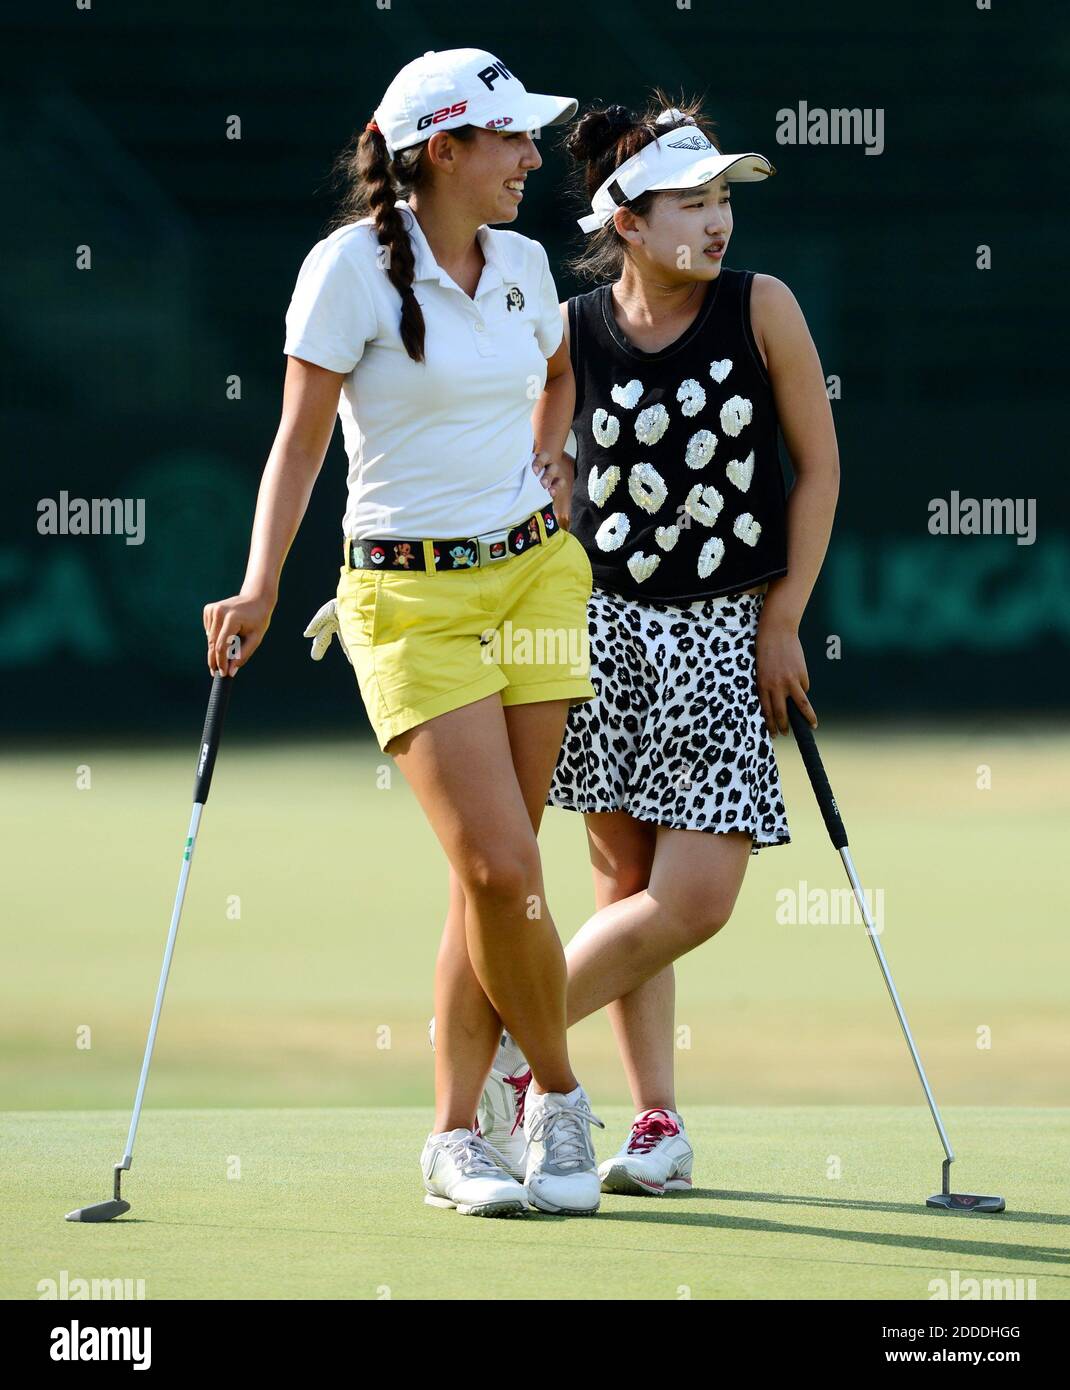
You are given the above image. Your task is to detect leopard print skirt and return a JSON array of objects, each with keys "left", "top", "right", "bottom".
[{"left": 547, "top": 585, "right": 791, "bottom": 853}]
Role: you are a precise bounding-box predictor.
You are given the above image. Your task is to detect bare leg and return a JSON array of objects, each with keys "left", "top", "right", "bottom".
[
  {"left": 566, "top": 825, "right": 753, "bottom": 1024},
  {"left": 500, "top": 699, "right": 582, "bottom": 1096},
  {"left": 564, "top": 814, "right": 753, "bottom": 1115},
  {"left": 567, "top": 813, "right": 677, "bottom": 1112},
  {"left": 432, "top": 869, "right": 499, "bottom": 1133},
  {"left": 391, "top": 695, "right": 576, "bottom": 1122},
  {"left": 607, "top": 969, "right": 677, "bottom": 1113}
]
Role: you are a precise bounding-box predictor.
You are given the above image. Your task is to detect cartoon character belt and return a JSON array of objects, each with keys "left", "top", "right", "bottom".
[{"left": 346, "top": 504, "right": 559, "bottom": 572}]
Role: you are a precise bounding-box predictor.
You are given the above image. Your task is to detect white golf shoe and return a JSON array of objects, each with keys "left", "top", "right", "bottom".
[
  {"left": 428, "top": 1019, "right": 532, "bottom": 1181},
  {"left": 598, "top": 1108, "right": 694, "bottom": 1196},
  {"left": 476, "top": 1031, "right": 532, "bottom": 1182},
  {"left": 523, "top": 1084, "right": 604, "bottom": 1214},
  {"left": 421, "top": 1128, "right": 529, "bottom": 1217}
]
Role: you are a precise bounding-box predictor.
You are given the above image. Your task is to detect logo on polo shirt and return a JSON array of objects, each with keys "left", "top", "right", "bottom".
[{"left": 505, "top": 286, "right": 525, "bottom": 313}]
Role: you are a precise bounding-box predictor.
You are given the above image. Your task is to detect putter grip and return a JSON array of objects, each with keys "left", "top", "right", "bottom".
[
  {"left": 193, "top": 673, "right": 233, "bottom": 805},
  {"left": 786, "top": 697, "right": 849, "bottom": 849}
]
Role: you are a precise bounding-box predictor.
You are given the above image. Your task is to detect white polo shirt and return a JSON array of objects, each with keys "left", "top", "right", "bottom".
[{"left": 283, "top": 200, "right": 562, "bottom": 539}]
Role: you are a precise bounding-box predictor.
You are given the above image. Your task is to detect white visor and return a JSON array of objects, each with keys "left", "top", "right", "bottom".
[{"left": 578, "top": 127, "right": 775, "bottom": 234}]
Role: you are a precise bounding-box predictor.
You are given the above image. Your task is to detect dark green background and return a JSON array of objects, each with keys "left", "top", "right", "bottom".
[{"left": 5, "top": 0, "right": 1066, "bottom": 736}]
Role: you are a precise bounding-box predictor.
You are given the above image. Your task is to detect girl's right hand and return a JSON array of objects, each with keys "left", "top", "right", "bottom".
[
  {"left": 532, "top": 450, "right": 576, "bottom": 530},
  {"left": 203, "top": 590, "right": 275, "bottom": 677}
]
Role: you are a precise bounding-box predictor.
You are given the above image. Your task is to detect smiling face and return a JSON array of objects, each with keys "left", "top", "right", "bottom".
[
  {"left": 425, "top": 126, "right": 542, "bottom": 225},
  {"left": 616, "top": 177, "right": 734, "bottom": 282}
]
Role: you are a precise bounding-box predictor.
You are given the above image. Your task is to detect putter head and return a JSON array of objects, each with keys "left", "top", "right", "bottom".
[
  {"left": 927, "top": 1192, "right": 1005, "bottom": 1213},
  {"left": 65, "top": 1199, "right": 131, "bottom": 1223}
]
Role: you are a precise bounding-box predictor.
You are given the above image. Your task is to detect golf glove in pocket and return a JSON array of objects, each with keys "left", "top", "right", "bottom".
[{"left": 304, "top": 599, "right": 352, "bottom": 666}]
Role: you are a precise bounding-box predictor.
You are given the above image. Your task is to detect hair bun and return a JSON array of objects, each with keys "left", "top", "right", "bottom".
[
  {"left": 566, "top": 104, "right": 638, "bottom": 163},
  {"left": 603, "top": 104, "right": 636, "bottom": 134}
]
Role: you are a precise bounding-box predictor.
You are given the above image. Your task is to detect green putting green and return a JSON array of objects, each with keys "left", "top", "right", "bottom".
[
  {"left": 3, "top": 1106, "right": 1066, "bottom": 1301},
  {"left": 2, "top": 731, "right": 1068, "bottom": 1298}
]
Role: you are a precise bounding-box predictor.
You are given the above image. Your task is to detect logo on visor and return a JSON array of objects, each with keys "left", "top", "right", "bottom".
[
  {"left": 667, "top": 133, "right": 711, "bottom": 151},
  {"left": 485, "top": 116, "right": 514, "bottom": 129}
]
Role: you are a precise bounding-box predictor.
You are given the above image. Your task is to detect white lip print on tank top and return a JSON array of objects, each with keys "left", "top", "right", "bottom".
[
  {"left": 589, "top": 358, "right": 757, "bottom": 576},
  {"left": 566, "top": 270, "right": 788, "bottom": 603}
]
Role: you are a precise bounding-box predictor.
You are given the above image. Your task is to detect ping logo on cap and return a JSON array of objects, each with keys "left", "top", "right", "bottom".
[{"left": 477, "top": 59, "right": 513, "bottom": 90}]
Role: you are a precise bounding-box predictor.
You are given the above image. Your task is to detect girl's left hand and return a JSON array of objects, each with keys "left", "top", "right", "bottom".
[
  {"left": 755, "top": 613, "right": 817, "bottom": 738},
  {"left": 532, "top": 451, "right": 575, "bottom": 530}
]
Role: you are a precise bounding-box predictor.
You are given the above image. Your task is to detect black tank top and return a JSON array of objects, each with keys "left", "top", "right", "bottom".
[{"left": 568, "top": 269, "right": 788, "bottom": 602}]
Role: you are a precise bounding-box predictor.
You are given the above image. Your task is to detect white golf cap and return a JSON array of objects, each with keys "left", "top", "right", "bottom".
[
  {"left": 373, "top": 48, "right": 578, "bottom": 157},
  {"left": 578, "top": 120, "right": 775, "bottom": 234}
]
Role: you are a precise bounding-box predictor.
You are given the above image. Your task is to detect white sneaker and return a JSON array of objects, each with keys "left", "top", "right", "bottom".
[
  {"left": 598, "top": 1108, "right": 694, "bottom": 1196},
  {"left": 476, "top": 1031, "right": 532, "bottom": 1182},
  {"left": 421, "top": 1128, "right": 530, "bottom": 1217},
  {"left": 524, "top": 1084, "right": 604, "bottom": 1214},
  {"left": 428, "top": 1019, "right": 532, "bottom": 1182}
]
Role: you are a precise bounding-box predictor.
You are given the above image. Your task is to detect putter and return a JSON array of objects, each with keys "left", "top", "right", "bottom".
[
  {"left": 785, "top": 696, "right": 1005, "bottom": 1214},
  {"left": 66, "top": 671, "right": 235, "bottom": 1222}
]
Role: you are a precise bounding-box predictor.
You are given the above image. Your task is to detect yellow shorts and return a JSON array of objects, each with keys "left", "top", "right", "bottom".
[{"left": 335, "top": 514, "right": 595, "bottom": 753}]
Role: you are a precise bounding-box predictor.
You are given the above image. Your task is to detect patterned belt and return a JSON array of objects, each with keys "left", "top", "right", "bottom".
[{"left": 347, "top": 503, "right": 559, "bottom": 572}]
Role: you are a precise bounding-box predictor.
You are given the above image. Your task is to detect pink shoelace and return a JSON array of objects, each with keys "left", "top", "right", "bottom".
[
  {"left": 626, "top": 1109, "right": 680, "bottom": 1153},
  {"left": 505, "top": 1069, "right": 533, "bottom": 1134}
]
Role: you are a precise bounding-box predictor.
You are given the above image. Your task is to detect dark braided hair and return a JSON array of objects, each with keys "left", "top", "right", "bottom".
[
  {"left": 564, "top": 90, "right": 720, "bottom": 283},
  {"left": 326, "top": 122, "right": 476, "bottom": 363}
]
